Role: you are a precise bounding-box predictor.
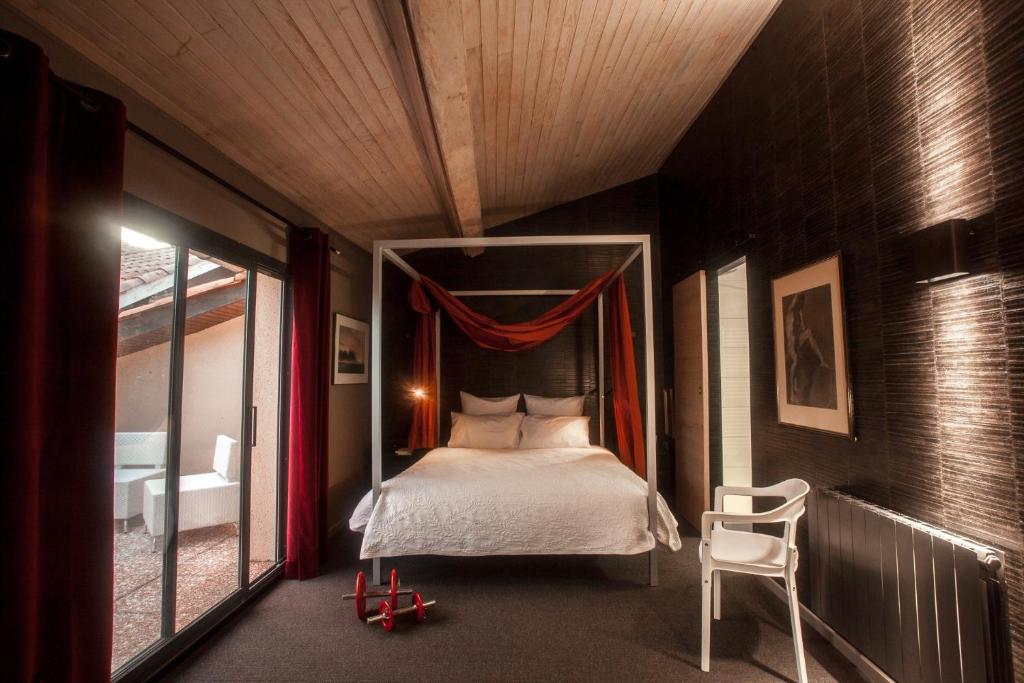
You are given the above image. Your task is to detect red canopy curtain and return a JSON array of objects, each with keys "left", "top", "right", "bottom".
[
  {"left": 286, "top": 228, "right": 331, "bottom": 580},
  {"left": 1, "top": 31, "right": 125, "bottom": 681},
  {"left": 608, "top": 277, "right": 645, "bottom": 477},
  {"left": 417, "top": 269, "right": 617, "bottom": 351},
  {"left": 407, "top": 267, "right": 646, "bottom": 476},
  {"left": 408, "top": 283, "right": 436, "bottom": 449}
]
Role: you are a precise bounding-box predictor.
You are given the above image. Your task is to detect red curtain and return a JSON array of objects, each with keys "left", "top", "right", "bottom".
[
  {"left": 608, "top": 277, "right": 645, "bottom": 477},
  {"left": 286, "top": 228, "right": 331, "bottom": 580},
  {"left": 416, "top": 268, "right": 617, "bottom": 351},
  {"left": 408, "top": 283, "right": 436, "bottom": 449},
  {"left": 1, "top": 31, "right": 125, "bottom": 681},
  {"left": 408, "top": 268, "right": 646, "bottom": 476}
]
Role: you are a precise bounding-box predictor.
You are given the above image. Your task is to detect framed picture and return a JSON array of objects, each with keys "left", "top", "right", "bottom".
[
  {"left": 771, "top": 253, "right": 852, "bottom": 437},
  {"left": 333, "top": 314, "right": 368, "bottom": 385}
]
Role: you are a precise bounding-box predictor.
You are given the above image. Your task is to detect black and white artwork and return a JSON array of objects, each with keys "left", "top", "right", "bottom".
[
  {"left": 772, "top": 254, "right": 851, "bottom": 436},
  {"left": 333, "top": 314, "right": 368, "bottom": 385},
  {"left": 782, "top": 284, "right": 836, "bottom": 409}
]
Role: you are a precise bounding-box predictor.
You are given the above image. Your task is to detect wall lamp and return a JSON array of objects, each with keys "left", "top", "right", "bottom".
[{"left": 910, "top": 219, "right": 971, "bottom": 284}]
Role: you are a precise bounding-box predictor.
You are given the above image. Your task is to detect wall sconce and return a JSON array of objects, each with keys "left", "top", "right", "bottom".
[
  {"left": 910, "top": 219, "right": 971, "bottom": 284},
  {"left": 410, "top": 387, "right": 427, "bottom": 400}
]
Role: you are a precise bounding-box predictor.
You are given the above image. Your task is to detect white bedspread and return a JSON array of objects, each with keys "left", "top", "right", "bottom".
[{"left": 350, "top": 446, "right": 682, "bottom": 558}]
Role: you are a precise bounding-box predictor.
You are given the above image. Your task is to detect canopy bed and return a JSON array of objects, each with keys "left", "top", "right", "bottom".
[{"left": 359, "top": 235, "right": 679, "bottom": 586}]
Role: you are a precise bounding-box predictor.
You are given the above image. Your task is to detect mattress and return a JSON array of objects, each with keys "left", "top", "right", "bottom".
[{"left": 350, "top": 446, "right": 682, "bottom": 558}]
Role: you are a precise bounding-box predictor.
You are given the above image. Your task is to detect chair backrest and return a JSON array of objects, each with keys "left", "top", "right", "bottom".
[
  {"left": 114, "top": 431, "right": 167, "bottom": 468},
  {"left": 760, "top": 479, "right": 810, "bottom": 545},
  {"left": 212, "top": 435, "right": 240, "bottom": 482}
]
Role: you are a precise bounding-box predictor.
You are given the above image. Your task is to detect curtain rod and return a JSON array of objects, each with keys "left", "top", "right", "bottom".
[
  {"left": 127, "top": 123, "right": 351, "bottom": 257},
  {"left": 35, "top": 48, "right": 353, "bottom": 256},
  {"left": 126, "top": 122, "right": 293, "bottom": 233},
  {"left": 35, "top": 64, "right": 293, "bottom": 233}
]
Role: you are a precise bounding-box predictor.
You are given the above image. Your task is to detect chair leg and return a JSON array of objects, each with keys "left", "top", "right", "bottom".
[
  {"left": 713, "top": 569, "right": 721, "bottom": 620},
  {"left": 701, "top": 550, "right": 712, "bottom": 672},
  {"left": 785, "top": 567, "right": 808, "bottom": 683}
]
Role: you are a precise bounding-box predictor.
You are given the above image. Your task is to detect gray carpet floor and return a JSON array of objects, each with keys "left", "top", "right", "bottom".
[{"left": 166, "top": 528, "right": 864, "bottom": 682}]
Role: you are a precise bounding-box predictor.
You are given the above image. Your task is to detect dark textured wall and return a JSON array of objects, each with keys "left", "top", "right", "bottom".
[
  {"left": 381, "top": 177, "right": 666, "bottom": 487},
  {"left": 659, "top": 0, "right": 1024, "bottom": 672}
]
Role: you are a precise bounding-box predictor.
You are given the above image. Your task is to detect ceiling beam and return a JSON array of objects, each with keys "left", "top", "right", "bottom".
[{"left": 379, "top": 0, "right": 483, "bottom": 247}]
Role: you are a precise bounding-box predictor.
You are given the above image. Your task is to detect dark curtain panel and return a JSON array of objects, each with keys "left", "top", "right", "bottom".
[
  {"left": 285, "top": 228, "right": 330, "bottom": 580},
  {"left": 0, "top": 30, "right": 125, "bottom": 681}
]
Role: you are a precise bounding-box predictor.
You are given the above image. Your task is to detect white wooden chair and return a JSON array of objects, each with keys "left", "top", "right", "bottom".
[{"left": 699, "top": 478, "right": 811, "bottom": 682}]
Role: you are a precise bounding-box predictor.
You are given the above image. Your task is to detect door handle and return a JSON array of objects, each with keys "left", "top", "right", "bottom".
[{"left": 250, "top": 405, "right": 258, "bottom": 448}]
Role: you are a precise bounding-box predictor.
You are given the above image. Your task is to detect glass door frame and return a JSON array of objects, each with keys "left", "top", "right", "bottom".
[{"left": 115, "top": 194, "right": 291, "bottom": 682}]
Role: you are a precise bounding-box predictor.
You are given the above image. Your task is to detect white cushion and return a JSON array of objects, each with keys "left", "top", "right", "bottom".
[
  {"left": 448, "top": 412, "right": 524, "bottom": 449},
  {"left": 212, "top": 435, "right": 240, "bottom": 482},
  {"left": 518, "top": 415, "right": 590, "bottom": 449},
  {"left": 143, "top": 474, "right": 240, "bottom": 536},
  {"left": 523, "top": 394, "right": 585, "bottom": 416},
  {"left": 460, "top": 391, "right": 520, "bottom": 415}
]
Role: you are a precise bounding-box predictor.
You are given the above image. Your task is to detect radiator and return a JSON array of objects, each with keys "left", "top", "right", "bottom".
[{"left": 808, "top": 489, "right": 1013, "bottom": 682}]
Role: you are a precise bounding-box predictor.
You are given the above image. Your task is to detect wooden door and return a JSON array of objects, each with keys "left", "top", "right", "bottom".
[{"left": 672, "top": 271, "right": 710, "bottom": 532}]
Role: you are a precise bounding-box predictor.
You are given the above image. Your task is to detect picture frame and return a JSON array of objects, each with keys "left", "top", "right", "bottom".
[
  {"left": 333, "top": 314, "right": 369, "bottom": 385},
  {"left": 771, "top": 252, "right": 853, "bottom": 437}
]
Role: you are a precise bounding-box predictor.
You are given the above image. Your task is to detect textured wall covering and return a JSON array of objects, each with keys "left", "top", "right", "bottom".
[
  {"left": 659, "top": 0, "right": 1024, "bottom": 673},
  {"left": 380, "top": 177, "right": 666, "bottom": 483}
]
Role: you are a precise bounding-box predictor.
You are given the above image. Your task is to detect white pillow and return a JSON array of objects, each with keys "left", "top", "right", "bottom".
[
  {"left": 448, "top": 412, "right": 524, "bottom": 449},
  {"left": 460, "top": 391, "right": 520, "bottom": 415},
  {"left": 524, "top": 394, "right": 585, "bottom": 416},
  {"left": 518, "top": 415, "right": 591, "bottom": 449}
]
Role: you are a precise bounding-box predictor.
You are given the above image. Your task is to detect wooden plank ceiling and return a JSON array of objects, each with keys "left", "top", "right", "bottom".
[{"left": 12, "top": 0, "right": 779, "bottom": 249}]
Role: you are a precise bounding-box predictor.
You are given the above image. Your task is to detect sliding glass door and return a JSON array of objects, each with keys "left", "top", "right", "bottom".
[
  {"left": 249, "top": 272, "right": 284, "bottom": 585},
  {"left": 112, "top": 196, "right": 289, "bottom": 678},
  {"left": 172, "top": 249, "right": 247, "bottom": 632}
]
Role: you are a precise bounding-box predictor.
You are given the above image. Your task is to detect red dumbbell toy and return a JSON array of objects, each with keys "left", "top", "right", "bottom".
[
  {"left": 366, "top": 592, "right": 436, "bottom": 631},
  {"left": 342, "top": 569, "right": 412, "bottom": 620}
]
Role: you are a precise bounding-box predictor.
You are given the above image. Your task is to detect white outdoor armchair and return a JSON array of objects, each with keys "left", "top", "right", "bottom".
[
  {"left": 113, "top": 431, "right": 167, "bottom": 532},
  {"left": 143, "top": 435, "right": 241, "bottom": 549},
  {"left": 698, "top": 478, "right": 811, "bottom": 683}
]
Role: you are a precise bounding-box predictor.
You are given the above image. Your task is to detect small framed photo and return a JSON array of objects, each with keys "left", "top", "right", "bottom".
[
  {"left": 333, "top": 314, "right": 368, "bottom": 385},
  {"left": 771, "top": 253, "right": 852, "bottom": 437}
]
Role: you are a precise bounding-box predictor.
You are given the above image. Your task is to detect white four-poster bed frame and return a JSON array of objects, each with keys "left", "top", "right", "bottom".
[{"left": 370, "top": 235, "right": 659, "bottom": 586}]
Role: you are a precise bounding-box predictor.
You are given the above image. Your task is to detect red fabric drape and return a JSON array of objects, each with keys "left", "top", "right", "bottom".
[
  {"left": 407, "top": 267, "right": 646, "bottom": 476},
  {"left": 608, "top": 277, "right": 645, "bottom": 477},
  {"left": 417, "top": 268, "right": 617, "bottom": 351},
  {"left": 1, "top": 31, "right": 125, "bottom": 681},
  {"left": 408, "top": 283, "right": 436, "bottom": 449},
  {"left": 286, "top": 228, "right": 331, "bottom": 580}
]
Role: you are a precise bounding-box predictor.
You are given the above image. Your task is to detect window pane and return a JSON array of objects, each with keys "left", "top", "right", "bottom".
[
  {"left": 113, "top": 227, "right": 175, "bottom": 671},
  {"left": 173, "top": 250, "right": 247, "bottom": 631},
  {"left": 249, "top": 273, "right": 283, "bottom": 583}
]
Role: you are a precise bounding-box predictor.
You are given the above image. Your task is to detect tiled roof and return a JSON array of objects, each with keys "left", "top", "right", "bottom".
[{"left": 119, "top": 246, "right": 203, "bottom": 294}]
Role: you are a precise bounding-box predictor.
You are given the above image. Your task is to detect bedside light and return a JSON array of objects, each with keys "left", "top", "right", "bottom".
[
  {"left": 911, "top": 219, "right": 971, "bottom": 284},
  {"left": 411, "top": 387, "right": 427, "bottom": 400}
]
